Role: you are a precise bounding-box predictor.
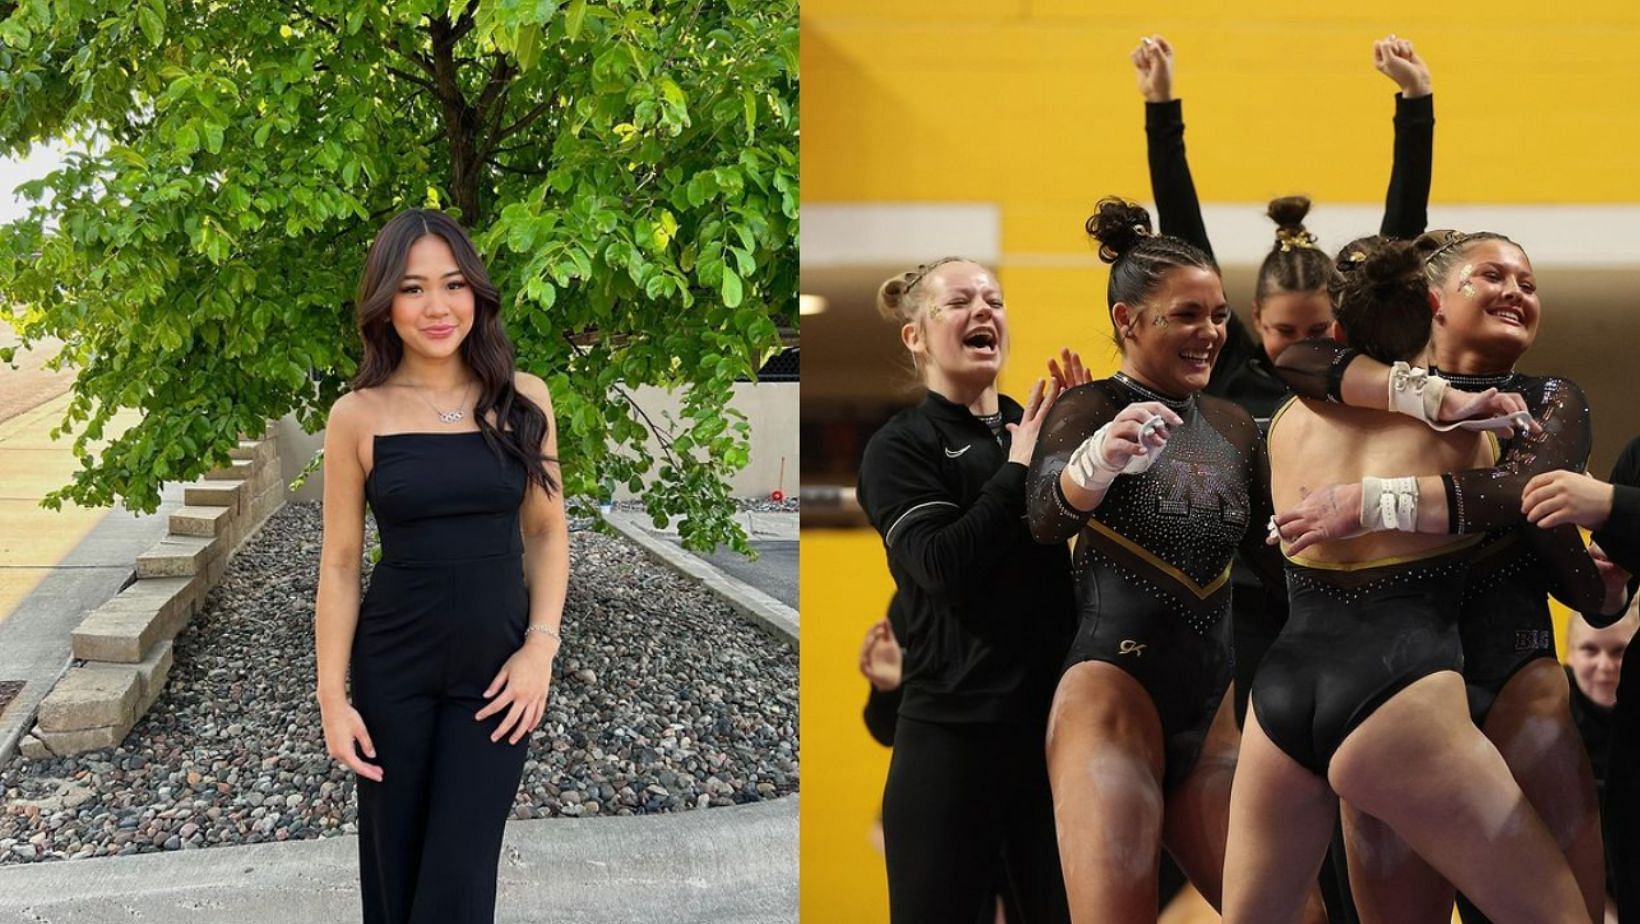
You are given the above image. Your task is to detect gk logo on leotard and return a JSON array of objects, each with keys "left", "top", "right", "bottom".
[{"left": 1118, "top": 639, "right": 1146, "bottom": 657}]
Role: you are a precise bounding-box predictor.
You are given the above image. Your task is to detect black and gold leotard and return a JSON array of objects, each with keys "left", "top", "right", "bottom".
[{"left": 1027, "top": 373, "right": 1283, "bottom": 790}]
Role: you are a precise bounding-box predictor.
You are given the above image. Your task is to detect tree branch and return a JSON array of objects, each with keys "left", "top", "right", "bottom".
[
  {"left": 384, "top": 63, "right": 437, "bottom": 95},
  {"left": 560, "top": 332, "right": 679, "bottom": 469},
  {"left": 494, "top": 99, "right": 552, "bottom": 145},
  {"left": 488, "top": 160, "right": 549, "bottom": 176}
]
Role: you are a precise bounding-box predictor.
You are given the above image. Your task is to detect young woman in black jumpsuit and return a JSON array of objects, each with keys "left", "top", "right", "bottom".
[
  {"left": 856, "top": 258, "right": 1076, "bottom": 923},
  {"left": 1025, "top": 199, "right": 1295, "bottom": 922},
  {"left": 314, "top": 210, "right": 568, "bottom": 924},
  {"left": 1224, "top": 236, "right": 1586, "bottom": 924},
  {"left": 1272, "top": 231, "right": 1614, "bottom": 922}
]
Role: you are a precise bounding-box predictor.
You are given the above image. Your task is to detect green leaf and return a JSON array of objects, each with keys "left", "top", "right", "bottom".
[
  {"left": 203, "top": 122, "right": 225, "bottom": 155},
  {"left": 137, "top": 3, "right": 166, "bottom": 47},
  {"left": 742, "top": 90, "right": 756, "bottom": 139},
  {"left": 720, "top": 269, "right": 743, "bottom": 308},
  {"left": 514, "top": 23, "right": 541, "bottom": 71},
  {"left": 253, "top": 122, "right": 272, "bottom": 147},
  {"left": 173, "top": 123, "right": 200, "bottom": 156},
  {"left": 565, "top": 0, "right": 587, "bottom": 39}
]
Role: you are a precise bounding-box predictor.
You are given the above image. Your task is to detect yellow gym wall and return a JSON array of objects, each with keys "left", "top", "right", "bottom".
[{"left": 802, "top": 3, "right": 1640, "bottom": 920}]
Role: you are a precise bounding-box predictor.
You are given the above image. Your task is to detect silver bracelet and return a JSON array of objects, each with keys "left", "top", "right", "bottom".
[{"left": 525, "top": 623, "right": 563, "bottom": 643}]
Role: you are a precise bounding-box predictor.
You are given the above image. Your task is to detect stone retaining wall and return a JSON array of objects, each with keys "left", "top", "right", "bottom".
[{"left": 19, "top": 432, "right": 284, "bottom": 759}]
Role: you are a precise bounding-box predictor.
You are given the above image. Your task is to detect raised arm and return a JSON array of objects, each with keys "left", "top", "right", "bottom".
[
  {"left": 1373, "top": 35, "right": 1435, "bottom": 239},
  {"left": 1135, "top": 35, "right": 1213, "bottom": 260}
]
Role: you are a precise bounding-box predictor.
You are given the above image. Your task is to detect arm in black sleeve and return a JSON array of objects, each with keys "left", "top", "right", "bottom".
[
  {"left": 863, "top": 686, "right": 902, "bottom": 747},
  {"left": 1271, "top": 338, "right": 1362, "bottom": 402},
  {"left": 1379, "top": 93, "right": 1434, "bottom": 239},
  {"left": 1144, "top": 99, "right": 1214, "bottom": 260},
  {"left": 1445, "top": 378, "right": 1593, "bottom": 534},
  {"left": 1441, "top": 378, "right": 1604, "bottom": 611},
  {"left": 858, "top": 429, "right": 1029, "bottom": 596},
  {"left": 1595, "top": 437, "right": 1640, "bottom": 573},
  {"left": 1026, "top": 385, "right": 1122, "bottom": 545},
  {"left": 1145, "top": 99, "right": 1264, "bottom": 397}
]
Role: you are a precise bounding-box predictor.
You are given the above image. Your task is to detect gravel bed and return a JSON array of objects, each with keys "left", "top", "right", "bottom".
[
  {"left": 611, "top": 497, "right": 799, "bottom": 515},
  {"left": 0, "top": 503, "right": 797, "bottom": 865}
]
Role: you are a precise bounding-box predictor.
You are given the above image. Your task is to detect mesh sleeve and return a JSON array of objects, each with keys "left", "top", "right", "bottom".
[
  {"left": 1026, "top": 384, "right": 1123, "bottom": 545},
  {"left": 1271, "top": 338, "right": 1361, "bottom": 402},
  {"left": 1445, "top": 377, "right": 1593, "bottom": 534}
]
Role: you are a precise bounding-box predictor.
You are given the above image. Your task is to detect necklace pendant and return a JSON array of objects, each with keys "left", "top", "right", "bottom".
[{"left": 438, "top": 409, "right": 465, "bottom": 423}]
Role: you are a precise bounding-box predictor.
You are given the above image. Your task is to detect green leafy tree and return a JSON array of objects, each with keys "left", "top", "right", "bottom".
[{"left": 0, "top": 0, "right": 797, "bottom": 552}]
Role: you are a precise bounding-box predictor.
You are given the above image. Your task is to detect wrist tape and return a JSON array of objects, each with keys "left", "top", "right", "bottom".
[
  {"left": 1067, "top": 415, "right": 1166, "bottom": 490},
  {"left": 1387, "top": 361, "right": 1449, "bottom": 425},
  {"left": 1360, "top": 476, "right": 1420, "bottom": 532}
]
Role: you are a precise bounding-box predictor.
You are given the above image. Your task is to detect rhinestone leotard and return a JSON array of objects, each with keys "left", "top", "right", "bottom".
[{"left": 1027, "top": 375, "right": 1283, "bottom": 790}]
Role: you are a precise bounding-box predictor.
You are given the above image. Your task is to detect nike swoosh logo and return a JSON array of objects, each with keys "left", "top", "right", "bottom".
[{"left": 944, "top": 445, "right": 971, "bottom": 458}]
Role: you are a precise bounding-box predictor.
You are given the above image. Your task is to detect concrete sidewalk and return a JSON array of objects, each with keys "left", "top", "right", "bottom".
[{"left": 0, "top": 797, "right": 797, "bottom": 923}]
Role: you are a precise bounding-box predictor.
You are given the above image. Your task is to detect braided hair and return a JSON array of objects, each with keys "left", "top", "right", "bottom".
[{"left": 1084, "top": 197, "right": 1217, "bottom": 351}]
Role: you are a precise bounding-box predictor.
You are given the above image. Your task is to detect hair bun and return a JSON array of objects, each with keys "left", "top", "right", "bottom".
[
  {"left": 1359, "top": 239, "right": 1424, "bottom": 294},
  {"left": 1085, "top": 197, "right": 1154, "bottom": 265},
  {"left": 877, "top": 274, "right": 912, "bottom": 323},
  {"left": 1266, "top": 195, "right": 1312, "bottom": 232}
]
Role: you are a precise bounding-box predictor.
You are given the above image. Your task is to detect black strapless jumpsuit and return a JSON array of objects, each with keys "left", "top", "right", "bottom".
[{"left": 355, "top": 430, "right": 532, "bottom": 923}]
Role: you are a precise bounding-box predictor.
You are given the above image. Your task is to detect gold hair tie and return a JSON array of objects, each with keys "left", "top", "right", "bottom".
[
  {"left": 1276, "top": 227, "right": 1319, "bottom": 253},
  {"left": 1349, "top": 250, "right": 1368, "bottom": 263},
  {"left": 1132, "top": 223, "right": 1152, "bottom": 238}
]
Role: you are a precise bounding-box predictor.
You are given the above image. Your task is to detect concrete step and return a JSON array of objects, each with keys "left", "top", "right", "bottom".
[
  {"left": 135, "top": 535, "right": 221, "bottom": 579},
  {"left": 204, "top": 459, "right": 253, "bottom": 481},
  {"left": 169, "top": 505, "right": 233, "bottom": 539},
  {"left": 71, "top": 577, "right": 197, "bottom": 663},
  {"left": 183, "top": 479, "right": 246, "bottom": 510}
]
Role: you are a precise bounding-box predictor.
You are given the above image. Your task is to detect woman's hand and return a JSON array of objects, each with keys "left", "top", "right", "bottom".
[
  {"left": 1589, "top": 541, "right": 1633, "bottom": 618},
  {"left": 1270, "top": 482, "right": 1368, "bottom": 556},
  {"left": 321, "top": 700, "right": 383, "bottom": 782},
  {"left": 1006, "top": 377, "right": 1063, "bottom": 467},
  {"left": 1047, "top": 348, "right": 1093, "bottom": 393},
  {"left": 1094, "top": 401, "right": 1181, "bottom": 470},
  {"left": 476, "top": 638, "right": 558, "bottom": 745},
  {"left": 1436, "top": 386, "right": 1538, "bottom": 434},
  {"left": 858, "top": 619, "right": 903, "bottom": 692},
  {"left": 1131, "top": 34, "right": 1174, "bottom": 103},
  {"left": 1523, "top": 469, "right": 1616, "bottom": 530},
  {"left": 1373, "top": 34, "right": 1431, "bottom": 98}
]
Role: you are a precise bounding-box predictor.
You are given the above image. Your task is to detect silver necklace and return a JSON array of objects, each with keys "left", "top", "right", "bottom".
[{"left": 408, "top": 381, "right": 475, "bottom": 423}]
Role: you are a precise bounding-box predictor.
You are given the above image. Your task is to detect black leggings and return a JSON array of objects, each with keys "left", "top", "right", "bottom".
[{"left": 882, "top": 716, "right": 1068, "bottom": 923}]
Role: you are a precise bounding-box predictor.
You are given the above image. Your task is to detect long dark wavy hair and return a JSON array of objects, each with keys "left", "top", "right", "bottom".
[{"left": 351, "top": 209, "right": 557, "bottom": 495}]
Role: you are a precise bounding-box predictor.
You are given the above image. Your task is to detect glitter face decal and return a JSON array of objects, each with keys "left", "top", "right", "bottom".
[{"left": 1458, "top": 263, "right": 1477, "bottom": 298}]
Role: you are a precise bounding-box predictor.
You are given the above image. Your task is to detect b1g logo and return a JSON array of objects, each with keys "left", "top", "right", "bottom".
[{"left": 1513, "top": 629, "right": 1553, "bottom": 652}]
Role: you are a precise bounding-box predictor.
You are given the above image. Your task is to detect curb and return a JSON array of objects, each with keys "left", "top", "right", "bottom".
[
  {"left": 0, "top": 797, "right": 798, "bottom": 923},
  {"left": 601, "top": 512, "right": 799, "bottom": 647}
]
